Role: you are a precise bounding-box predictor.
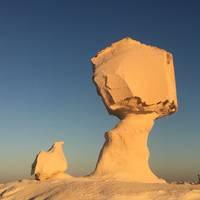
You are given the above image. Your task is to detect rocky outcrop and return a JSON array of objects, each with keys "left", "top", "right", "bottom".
[
  {"left": 91, "top": 37, "right": 178, "bottom": 182},
  {"left": 31, "top": 141, "right": 71, "bottom": 181}
]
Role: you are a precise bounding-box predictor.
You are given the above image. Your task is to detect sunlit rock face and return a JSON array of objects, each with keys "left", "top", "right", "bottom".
[
  {"left": 31, "top": 141, "right": 71, "bottom": 181},
  {"left": 91, "top": 37, "right": 178, "bottom": 182},
  {"left": 92, "top": 37, "right": 177, "bottom": 119}
]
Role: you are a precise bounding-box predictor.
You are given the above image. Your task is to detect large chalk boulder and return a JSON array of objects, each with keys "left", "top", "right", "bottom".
[
  {"left": 31, "top": 141, "right": 71, "bottom": 181},
  {"left": 92, "top": 37, "right": 177, "bottom": 119}
]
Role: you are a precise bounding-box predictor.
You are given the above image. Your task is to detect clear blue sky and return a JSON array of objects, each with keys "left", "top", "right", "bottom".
[{"left": 0, "top": 0, "right": 199, "bottom": 182}]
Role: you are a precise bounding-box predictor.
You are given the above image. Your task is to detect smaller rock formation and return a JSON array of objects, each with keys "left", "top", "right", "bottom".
[{"left": 31, "top": 141, "right": 71, "bottom": 181}]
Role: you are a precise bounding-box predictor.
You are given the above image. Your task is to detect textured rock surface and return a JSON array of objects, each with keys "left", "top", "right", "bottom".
[
  {"left": 91, "top": 37, "right": 178, "bottom": 182},
  {"left": 92, "top": 37, "right": 177, "bottom": 119},
  {"left": 31, "top": 141, "right": 70, "bottom": 181}
]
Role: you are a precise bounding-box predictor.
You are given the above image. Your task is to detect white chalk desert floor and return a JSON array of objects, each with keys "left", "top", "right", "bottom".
[{"left": 1, "top": 177, "right": 200, "bottom": 200}]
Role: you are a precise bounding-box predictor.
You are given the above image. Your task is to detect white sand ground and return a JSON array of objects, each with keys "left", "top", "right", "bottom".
[{"left": 1, "top": 177, "right": 200, "bottom": 200}]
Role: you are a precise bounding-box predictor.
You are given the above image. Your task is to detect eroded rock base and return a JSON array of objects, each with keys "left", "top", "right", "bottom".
[{"left": 92, "top": 113, "right": 163, "bottom": 183}]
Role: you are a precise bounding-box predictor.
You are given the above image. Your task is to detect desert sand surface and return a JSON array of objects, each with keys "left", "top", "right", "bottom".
[{"left": 1, "top": 177, "right": 200, "bottom": 200}]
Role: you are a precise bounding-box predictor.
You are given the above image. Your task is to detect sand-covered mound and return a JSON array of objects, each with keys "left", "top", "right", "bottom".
[{"left": 1, "top": 177, "right": 200, "bottom": 200}]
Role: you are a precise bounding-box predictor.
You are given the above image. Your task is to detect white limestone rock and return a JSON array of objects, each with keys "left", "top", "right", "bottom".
[
  {"left": 91, "top": 37, "right": 178, "bottom": 182},
  {"left": 92, "top": 37, "right": 178, "bottom": 119},
  {"left": 31, "top": 141, "right": 71, "bottom": 181}
]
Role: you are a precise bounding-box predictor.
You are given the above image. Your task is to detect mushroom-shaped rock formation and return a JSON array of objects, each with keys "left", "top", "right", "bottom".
[
  {"left": 31, "top": 141, "right": 71, "bottom": 181},
  {"left": 91, "top": 37, "right": 178, "bottom": 183}
]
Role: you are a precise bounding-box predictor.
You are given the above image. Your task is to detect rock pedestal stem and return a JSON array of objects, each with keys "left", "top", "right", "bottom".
[{"left": 93, "top": 113, "right": 163, "bottom": 183}]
